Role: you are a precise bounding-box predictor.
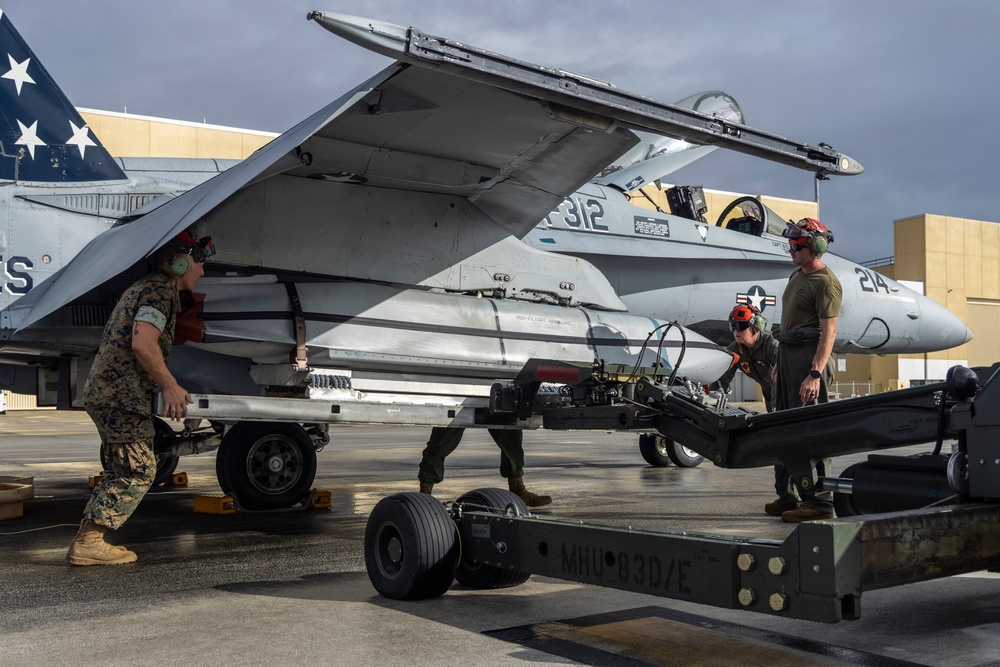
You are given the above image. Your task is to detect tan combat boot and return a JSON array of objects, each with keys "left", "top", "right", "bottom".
[
  {"left": 419, "top": 481, "right": 434, "bottom": 495},
  {"left": 507, "top": 476, "right": 552, "bottom": 507},
  {"left": 66, "top": 519, "right": 137, "bottom": 566}
]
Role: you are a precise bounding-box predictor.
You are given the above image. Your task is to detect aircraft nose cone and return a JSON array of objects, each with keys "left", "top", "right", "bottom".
[{"left": 913, "top": 296, "right": 972, "bottom": 352}]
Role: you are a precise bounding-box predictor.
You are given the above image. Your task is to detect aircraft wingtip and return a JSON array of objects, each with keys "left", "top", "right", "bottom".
[{"left": 308, "top": 11, "right": 410, "bottom": 60}]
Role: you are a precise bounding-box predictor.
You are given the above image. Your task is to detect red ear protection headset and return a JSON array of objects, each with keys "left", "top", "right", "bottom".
[{"left": 785, "top": 218, "right": 833, "bottom": 255}]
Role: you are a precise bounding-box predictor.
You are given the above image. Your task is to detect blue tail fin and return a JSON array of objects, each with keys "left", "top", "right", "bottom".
[{"left": 0, "top": 8, "right": 125, "bottom": 183}]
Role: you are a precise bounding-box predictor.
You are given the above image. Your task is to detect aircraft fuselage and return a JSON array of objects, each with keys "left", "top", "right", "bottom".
[{"left": 524, "top": 184, "right": 970, "bottom": 355}]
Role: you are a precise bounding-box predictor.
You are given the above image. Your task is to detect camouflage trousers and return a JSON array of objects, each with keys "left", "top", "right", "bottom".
[{"left": 83, "top": 406, "right": 156, "bottom": 530}]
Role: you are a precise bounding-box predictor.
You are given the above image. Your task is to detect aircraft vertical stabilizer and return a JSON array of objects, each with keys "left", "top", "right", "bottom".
[{"left": 0, "top": 8, "right": 125, "bottom": 183}]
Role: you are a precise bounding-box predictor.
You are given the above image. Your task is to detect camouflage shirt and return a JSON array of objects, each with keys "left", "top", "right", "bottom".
[{"left": 83, "top": 272, "right": 179, "bottom": 414}]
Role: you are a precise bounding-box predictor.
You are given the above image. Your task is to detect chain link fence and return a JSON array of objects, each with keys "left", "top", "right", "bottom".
[{"left": 830, "top": 381, "right": 883, "bottom": 399}]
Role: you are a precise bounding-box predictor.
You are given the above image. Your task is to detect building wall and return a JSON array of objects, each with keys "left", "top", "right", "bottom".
[
  {"left": 79, "top": 108, "right": 276, "bottom": 160},
  {"left": 840, "top": 214, "right": 999, "bottom": 391}
]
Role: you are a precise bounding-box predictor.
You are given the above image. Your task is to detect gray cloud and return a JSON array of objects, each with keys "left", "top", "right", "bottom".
[{"left": 5, "top": 0, "right": 999, "bottom": 261}]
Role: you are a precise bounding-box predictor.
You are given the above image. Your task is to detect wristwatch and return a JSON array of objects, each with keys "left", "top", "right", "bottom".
[{"left": 808, "top": 369, "right": 822, "bottom": 379}]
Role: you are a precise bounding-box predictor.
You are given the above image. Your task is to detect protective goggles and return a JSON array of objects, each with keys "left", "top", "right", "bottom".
[
  {"left": 730, "top": 320, "right": 754, "bottom": 332},
  {"left": 190, "top": 236, "right": 216, "bottom": 261},
  {"left": 176, "top": 234, "right": 216, "bottom": 262},
  {"left": 788, "top": 242, "right": 809, "bottom": 253}
]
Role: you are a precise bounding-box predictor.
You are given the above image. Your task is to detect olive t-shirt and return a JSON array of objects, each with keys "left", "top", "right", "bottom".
[{"left": 780, "top": 266, "right": 842, "bottom": 330}]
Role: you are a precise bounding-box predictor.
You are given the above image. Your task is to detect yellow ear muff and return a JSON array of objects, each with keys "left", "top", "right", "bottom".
[{"left": 170, "top": 255, "right": 191, "bottom": 276}]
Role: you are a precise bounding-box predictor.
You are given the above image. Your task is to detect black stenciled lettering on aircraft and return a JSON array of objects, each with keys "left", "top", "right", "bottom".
[
  {"left": 547, "top": 197, "right": 609, "bottom": 232},
  {"left": 855, "top": 267, "right": 890, "bottom": 294},
  {"left": 2, "top": 255, "right": 33, "bottom": 295},
  {"left": 584, "top": 199, "right": 608, "bottom": 231}
]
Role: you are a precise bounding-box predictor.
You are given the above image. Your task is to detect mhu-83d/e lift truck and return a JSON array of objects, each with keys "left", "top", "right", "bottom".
[{"left": 362, "top": 361, "right": 1000, "bottom": 623}]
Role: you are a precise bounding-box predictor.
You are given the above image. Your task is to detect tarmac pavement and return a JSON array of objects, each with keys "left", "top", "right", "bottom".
[{"left": 1, "top": 408, "right": 998, "bottom": 667}]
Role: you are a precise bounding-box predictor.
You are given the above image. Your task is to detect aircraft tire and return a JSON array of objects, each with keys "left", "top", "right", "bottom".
[
  {"left": 365, "top": 492, "right": 458, "bottom": 600},
  {"left": 638, "top": 434, "right": 673, "bottom": 467},
  {"left": 98, "top": 417, "right": 179, "bottom": 487},
  {"left": 666, "top": 441, "right": 704, "bottom": 468},
  {"left": 216, "top": 422, "right": 317, "bottom": 510},
  {"left": 454, "top": 488, "right": 531, "bottom": 590}
]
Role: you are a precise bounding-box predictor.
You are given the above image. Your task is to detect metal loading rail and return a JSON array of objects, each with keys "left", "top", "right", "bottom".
[
  {"left": 548, "top": 381, "right": 946, "bottom": 473},
  {"left": 539, "top": 365, "right": 994, "bottom": 503}
]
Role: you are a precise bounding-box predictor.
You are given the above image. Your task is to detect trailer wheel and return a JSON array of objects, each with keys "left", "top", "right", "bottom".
[
  {"left": 454, "top": 488, "right": 531, "bottom": 589},
  {"left": 666, "top": 441, "right": 704, "bottom": 468},
  {"left": 99, "top": 417, "right": 179, "bottom": 487},
  {"left": 638, "top": 434, "right": 672, "bottom": 467},
  {"left": 216, "top": 422, "right": 317, "bottom": 510},
  {"left": 365, "top": 492, "right": 458, "bottom": 600},
  {"left": 833, "top": 463, "right": 862, "bottom": 518}
]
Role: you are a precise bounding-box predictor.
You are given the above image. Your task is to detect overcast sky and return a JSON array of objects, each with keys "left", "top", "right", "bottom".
[{"left": 3, "top": 0, "right": 998, "bottom": 261}]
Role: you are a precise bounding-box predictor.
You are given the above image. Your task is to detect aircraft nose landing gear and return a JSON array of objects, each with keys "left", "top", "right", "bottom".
[{"left": 216, "top": 422, "right": 318, "bottom": 510}]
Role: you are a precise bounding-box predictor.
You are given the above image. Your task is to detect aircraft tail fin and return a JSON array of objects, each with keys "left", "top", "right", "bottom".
[
  {"left": 0, "top": 9, "right": 125, "bottom": 183},
  {"left": 593, "top": 91, "right": 743, "bottom": 191}
]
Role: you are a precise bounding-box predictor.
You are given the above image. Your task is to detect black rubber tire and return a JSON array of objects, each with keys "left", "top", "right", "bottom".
[
  {"left": 833, "top": 462, "right": 862, "bottom": 518},
  {"left": 153, "top": 453, "right": 180, "bottom": 486},
  {"left": 638, "top": 434, "right": 672, "bottom": 467},
  {"left": 454, "top": 488, "right": 531, "bottom": 589},
  {"left": 99, "top": 417, "right": 179, "bottom": 487},
  {"left": 666, "top": 441, "right": 705, "bottom": 468},
  {"left": 365, "top": 492, "right": 458, "bottom": 600},
  {"left": 215, "top": 421, "right": 317, "bottom": 510}
]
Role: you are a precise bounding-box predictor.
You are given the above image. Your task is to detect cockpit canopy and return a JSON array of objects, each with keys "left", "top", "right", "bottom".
[{"left": 714, "top": 196, "right": 790, "bottom": 238}]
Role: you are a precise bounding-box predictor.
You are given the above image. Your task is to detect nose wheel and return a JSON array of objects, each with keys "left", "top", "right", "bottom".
[
  {"left": 638, "top": 434, "right": 703, "bottom": 467},
  {"left": 216, "top": 422, "right": 318, "bottom": 510}
]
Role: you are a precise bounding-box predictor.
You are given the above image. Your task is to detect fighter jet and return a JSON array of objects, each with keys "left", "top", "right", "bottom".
[
  {"left": 0, "top": 10, "right": 972, "bottom": 504},
  {"left": 0, "top": 8, "right": 743, "bottom": 401}
]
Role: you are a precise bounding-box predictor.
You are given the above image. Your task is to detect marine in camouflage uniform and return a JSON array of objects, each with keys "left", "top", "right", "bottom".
[
  {"left": 67, "top": 231, "right": 210, "bottom": 566},
  {"left": 82, "top": 271, "right": 179, "bottom": 530}
]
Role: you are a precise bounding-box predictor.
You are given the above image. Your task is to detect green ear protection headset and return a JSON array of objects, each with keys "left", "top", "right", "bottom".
[
  {"left": 806, "top": 234, "right": 828, "bottom": 255},
  {"left": 169, "top": 254, "right": 191, "bottom": 276},
  {"left": 787, "top": 218, "right": 833, "bottom": 256},
  {"left": 164, "top": 233, "right": 215, "bottom": 276}
]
